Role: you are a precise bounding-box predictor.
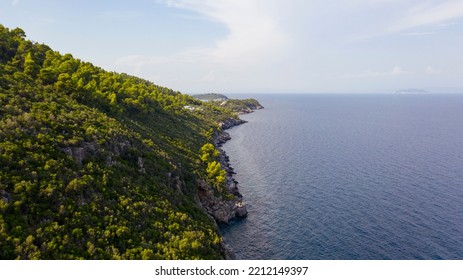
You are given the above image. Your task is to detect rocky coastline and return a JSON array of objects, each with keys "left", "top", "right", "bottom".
[
  {"left": 195, "top": 100, "right": 263, "bottom": 259},
  {"left": 196, "top": 117, "right": 248, "bottom": 225},
  {"left": 196, "top": 97, "right": 264, "bottom": 224}
]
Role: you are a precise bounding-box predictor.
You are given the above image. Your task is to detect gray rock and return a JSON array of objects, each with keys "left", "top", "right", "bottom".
[{"left": 235, "top": 202, "right": 248, "bottom": 218}]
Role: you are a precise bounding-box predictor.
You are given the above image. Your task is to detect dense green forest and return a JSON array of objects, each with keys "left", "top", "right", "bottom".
[
  {"left": 0, "top": 24, "right": 242, "bottom": 259},
  {"left": 209, "top": 98, "right": 263, "bottom": 114},
  {"left": 192, "top": 93, "right": 228, "bottom": 101},
  {"left": 192, "top": 94, "right": 263, "bottom": 114}
]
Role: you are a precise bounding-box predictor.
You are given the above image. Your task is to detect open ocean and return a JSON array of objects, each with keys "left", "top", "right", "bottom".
[{"left": 220, "top": 94, "right": 463, "bottom": 260}]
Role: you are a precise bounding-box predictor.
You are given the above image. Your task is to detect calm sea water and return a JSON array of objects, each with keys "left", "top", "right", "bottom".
[{"left": 220, "top": 94, "right": 463, "bottom": 260}]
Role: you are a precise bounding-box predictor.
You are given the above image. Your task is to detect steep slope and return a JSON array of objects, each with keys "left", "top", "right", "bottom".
[{"left": 0, "top": 25, "right": 243, "bottom": 259}]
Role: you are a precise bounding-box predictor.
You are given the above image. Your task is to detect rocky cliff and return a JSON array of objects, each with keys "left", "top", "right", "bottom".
[{"left": 196, "top": 118, "right": 249, "bottom": 224}]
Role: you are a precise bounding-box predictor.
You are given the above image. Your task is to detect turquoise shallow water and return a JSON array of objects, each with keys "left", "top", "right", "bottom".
[{"left": 220, "top": 94, "right": 463, "bottom": 259}]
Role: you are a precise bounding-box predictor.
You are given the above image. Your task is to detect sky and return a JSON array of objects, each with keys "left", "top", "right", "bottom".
[{"left": 1, "top": 0, "right": 463, "bottom": 94}]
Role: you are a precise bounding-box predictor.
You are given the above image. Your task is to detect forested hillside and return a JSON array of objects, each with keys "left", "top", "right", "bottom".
[
  {"left": 192, "top": 93, "right": 228, "bottom": 101},
  {"left": 192, "top": 94, "right": 263, "bottom": 114},
  {"left": 0, "top": 25, "right": 241, "bottom": 259},
  {"left": 214, "top": 98, "right": 263, "bottom": 114}
]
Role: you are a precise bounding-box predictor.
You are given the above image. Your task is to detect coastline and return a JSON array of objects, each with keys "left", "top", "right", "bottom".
[
  {"left": 196, "top": 117, "right": 248, "bottom": 225},
  {"left": 196, "top": 107, "right": 263, "bottom": 259}
]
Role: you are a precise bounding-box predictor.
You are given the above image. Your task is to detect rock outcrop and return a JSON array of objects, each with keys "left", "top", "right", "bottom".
[
  {"left": 218, "top": 118, "right": 246, "bottom": 130},
  {"left": 236, "top": 104, "right": 264, "bottom": 115},
  {"left": 197, "top": 118, "right": 248, "bottom": 224},
  {"left": 196, "top": 178, "right": 247, "bottom": 224}
]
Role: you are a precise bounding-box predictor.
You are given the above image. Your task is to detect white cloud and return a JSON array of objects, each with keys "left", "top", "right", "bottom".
[
  {"left": 114, "top": 1, "right": 463, "bottom": 93},
  {"left": 344, "top": 66, "right": 410, "bottom": 78},
  {"left": 425, "top": 66, "right": 441, "bottom": 75},
  {"left": 11, "top": 0, "right": 19, "bottom": 6},
  {"left": 388, "top": 0, "right": 463, "bottom": 32},
  {"left": 391, "top": 66, "right": 407, "bottom": 76},
  {"left": 116, "top": 0, "right": 289, "bottom": 87},
  {"left": 122, "top": 0, "right": 288, "bottom": 64}
]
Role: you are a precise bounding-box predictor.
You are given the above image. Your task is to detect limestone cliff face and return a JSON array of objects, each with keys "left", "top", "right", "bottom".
[
  {"left": 196, "top": 178, "right": 247, "bottom": 224},
  {"left": 197, "top": 118, "right": 248, "bottom": 224}
]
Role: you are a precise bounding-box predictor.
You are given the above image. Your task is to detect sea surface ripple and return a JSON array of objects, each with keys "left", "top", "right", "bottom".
[{"left": 220, "top": 94, "right": 463, "bottom": 259}]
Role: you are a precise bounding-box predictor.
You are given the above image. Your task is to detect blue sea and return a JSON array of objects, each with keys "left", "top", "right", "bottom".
[{"left": 220, "top": 94, "right": 463, "bottom": 260}]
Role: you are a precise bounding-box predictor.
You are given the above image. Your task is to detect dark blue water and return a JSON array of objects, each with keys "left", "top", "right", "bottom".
[{"left": 220, "top": 94, "right": 463, "bottom": 259}]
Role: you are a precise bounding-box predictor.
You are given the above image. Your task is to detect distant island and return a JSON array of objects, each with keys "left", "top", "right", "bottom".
[{"left": 0, "top": 24, "right": 260, "bottom": 260}]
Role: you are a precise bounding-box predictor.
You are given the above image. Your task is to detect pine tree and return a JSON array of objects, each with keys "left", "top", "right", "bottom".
[{"left": 23, "top": 52, "right": 39, "bottom": 77}]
